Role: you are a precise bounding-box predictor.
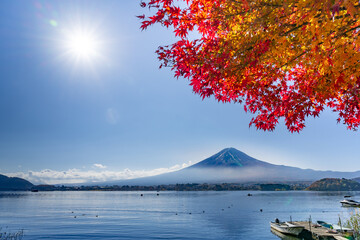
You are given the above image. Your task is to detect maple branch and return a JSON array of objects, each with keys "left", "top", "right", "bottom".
[{"left": 142, "top": 0, "right": 360, "bottom": 132}]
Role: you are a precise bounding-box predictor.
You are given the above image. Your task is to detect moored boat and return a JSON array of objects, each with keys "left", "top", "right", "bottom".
[
  {"left": 270, "top": 220, "right": 304, "bottom": 236},
  {"left": 317, "top": 220, "right": 354, "bottom": 236},
  {"left": 317, "top": 220, "right": 333, "bottom": 229},
  {"left": 340, "top": 199, "right": 360, "bottom": 207}
]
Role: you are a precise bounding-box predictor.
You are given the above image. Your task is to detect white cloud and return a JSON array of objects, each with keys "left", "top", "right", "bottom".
[
  {"left": 93, "top": 163, "right": 107, "bottom": 169},
  {"left": 5, "top": 161, "right": 193, "bottom": 185},
  {"left": 106, "top": 108, "right": 119, "bottom": 124}
]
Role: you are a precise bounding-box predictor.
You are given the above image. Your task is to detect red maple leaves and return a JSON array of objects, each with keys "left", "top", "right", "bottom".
[{"left": 140, "top": 0, "right": 360, "bottom": 132}]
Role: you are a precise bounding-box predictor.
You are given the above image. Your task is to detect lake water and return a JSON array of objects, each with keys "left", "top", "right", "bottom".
[{"left": 0, "top": 191, "right": 359, "bottom": 239}]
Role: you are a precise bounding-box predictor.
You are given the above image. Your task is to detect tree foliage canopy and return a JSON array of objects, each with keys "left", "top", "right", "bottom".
[{"left": 139, "top": 0, "right": 360, "bottom": 132}]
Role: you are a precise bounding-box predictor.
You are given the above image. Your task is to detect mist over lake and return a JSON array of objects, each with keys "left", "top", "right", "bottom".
[{"left": 0, "top": 191, "right": 357, "bottom": 239}]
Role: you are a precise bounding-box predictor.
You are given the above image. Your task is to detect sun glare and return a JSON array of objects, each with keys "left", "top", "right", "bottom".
[{"left": 63, "top": 28, "right": 101, "bottom": 62}]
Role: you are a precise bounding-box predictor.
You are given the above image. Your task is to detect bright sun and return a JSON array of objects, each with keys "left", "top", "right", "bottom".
[{"left": 63, "top": 28, "right": 101, "bottom": 62}]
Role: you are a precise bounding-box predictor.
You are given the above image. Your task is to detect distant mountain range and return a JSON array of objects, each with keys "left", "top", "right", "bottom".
[
  {"left": 2, "top": 148, "right": 360, "bottom": 188},
  {"left": 0, "top": 174, "right": 33, "bottom": 190},
  {"left": 105, "top": 148, "right": 360, "bottom": 186}
]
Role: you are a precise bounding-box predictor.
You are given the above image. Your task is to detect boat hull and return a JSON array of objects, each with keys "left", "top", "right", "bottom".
[
  {"left": 341, "top": 203, "right": 360, "bottom": 207},
  {"left": 270, "top": 222, "right": 304, "bottom": 236},
  {"left": 340, "top": 199, "right": 360, "bottom": 207},
  {"left": 270, "top": 229, "right": 302, "bottom": 240}
]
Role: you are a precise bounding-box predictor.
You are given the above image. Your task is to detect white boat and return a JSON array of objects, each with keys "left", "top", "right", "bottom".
[
  {"left": 270, "top": 221, "right": 304, "bottom": 236},
  {"left": 340, "top": 199, "right": 360, "bottom": 207},
  {"left": 331, "top": 224, "right": 354, "bottom": 234}
]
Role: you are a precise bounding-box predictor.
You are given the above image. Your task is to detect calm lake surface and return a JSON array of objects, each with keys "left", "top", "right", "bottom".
[{"left": 0, "top": 191, "right": 359, "bottom": 239}]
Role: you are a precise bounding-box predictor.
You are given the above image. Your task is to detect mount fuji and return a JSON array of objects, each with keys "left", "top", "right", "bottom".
[{"left": 103, "top": 148, "right": 360, "bottom": 185}]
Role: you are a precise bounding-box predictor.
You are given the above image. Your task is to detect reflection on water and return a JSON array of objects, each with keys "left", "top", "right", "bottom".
[
  {"left": 0, "top": 191, "right": 359, "bottom": 239},
  {"left": 271, "top": 229, "right": 301, "bottom": 240},
  {"left": 0, "top": 192, "right": 30, "bottom": 198}
]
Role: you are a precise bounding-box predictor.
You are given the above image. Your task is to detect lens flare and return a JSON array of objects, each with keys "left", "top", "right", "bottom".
[{"left": 49, "top": 20, "right": 58, "bottom": 27}]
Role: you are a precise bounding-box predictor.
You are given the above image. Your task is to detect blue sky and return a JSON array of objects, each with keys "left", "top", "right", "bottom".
[{"left": 1, "top": 0, "right": 360, "bottom": 184}]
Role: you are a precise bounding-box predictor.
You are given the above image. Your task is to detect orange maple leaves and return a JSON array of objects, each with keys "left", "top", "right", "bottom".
[{"left": 140, "top": 0, "right": 360, "bottom": 132}]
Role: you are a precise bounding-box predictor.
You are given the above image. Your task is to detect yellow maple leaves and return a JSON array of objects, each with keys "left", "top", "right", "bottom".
[{"left": 221, "top": 0, "right": 360, "bottom": 89}]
